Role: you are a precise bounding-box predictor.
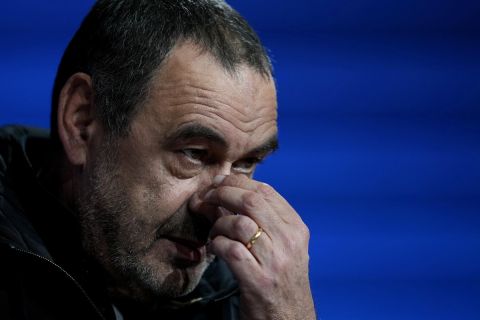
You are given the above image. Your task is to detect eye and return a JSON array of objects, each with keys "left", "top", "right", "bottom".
[
  {"left": 180, "top": 148, "right": 209, "bottom": 163},
  {"left": 232, "top": 157, "right": 263, "bottom": 174}
]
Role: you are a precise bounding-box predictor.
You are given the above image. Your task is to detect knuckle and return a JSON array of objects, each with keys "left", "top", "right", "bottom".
[
  {"left": 241, "top": 191, "right": 263, "bottom": 212},
  {"left": 224, "top": 174, "right": 244, "bottom": 186},
  {"left": 210, "top": 216, "right": 228, "bottom": 237},
  {"left": 299, "top": 223, "right": 310, "bottom": 242},
  {"left": 271, "top": 250, "right": 287, "bottom": 269},
  {"left": 275, "top": 255, "right": 289, "bottom": 273},
  {"left": 226, "top": 241, "right": 246, "bottom": 261},
  {"left": 209, "top": 236, "right": 224, "bottom": 253},
  {"left": 257, "top": 272, "right": 278, "bottom": 289},
  {"left": 283, "top": 235, "right": 297, "bottom": 251},
  {"left": 215, "top": 186, "right": 228, "bottom": 200},
  {"left": 209, "top": 235, "right": 221, "bottom": 247},
  {"left": 233, "top": 216, "right": 255, "bottom": 236},
  {"left": 282, "top": 227, "right": 308, "bottom": 251},
  {"left": 256, "top": 182, "right": 275, "bottom": 197}
]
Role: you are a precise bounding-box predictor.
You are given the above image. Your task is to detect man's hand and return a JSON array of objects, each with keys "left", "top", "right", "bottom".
[{"left": 190, "top": 175, "right": 316, "bottom": 320}]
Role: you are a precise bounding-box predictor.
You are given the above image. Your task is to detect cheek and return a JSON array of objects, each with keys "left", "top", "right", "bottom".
[
  {"left": 116, "top": 148, "right": 207, "bottom": 227},
  {"left": 127, "top": 163, "right": 200, "bottom": 224}
]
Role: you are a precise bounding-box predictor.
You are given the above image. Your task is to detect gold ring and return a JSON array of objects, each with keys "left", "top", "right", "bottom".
[{"left": 245, "top": 227, "right": 263, "bottom": 250}]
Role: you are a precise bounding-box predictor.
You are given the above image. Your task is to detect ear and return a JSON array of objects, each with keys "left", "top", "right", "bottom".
[{"left": 57, "top": 72, "right": 99, "bottom": 167}]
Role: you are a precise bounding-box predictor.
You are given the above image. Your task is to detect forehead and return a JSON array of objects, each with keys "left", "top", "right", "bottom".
[{"left": 137, "top": 41, "right": 278, "bottom": 151}]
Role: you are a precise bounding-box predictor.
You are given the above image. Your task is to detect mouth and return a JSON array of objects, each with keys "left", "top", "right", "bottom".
[{"left": 163, "top": 236, "right": 207, "bottom": 266}]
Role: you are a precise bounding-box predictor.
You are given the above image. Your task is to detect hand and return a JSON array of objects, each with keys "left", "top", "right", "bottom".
[{"left": 190, "top": 175, "right": 316, "bottom": 320}]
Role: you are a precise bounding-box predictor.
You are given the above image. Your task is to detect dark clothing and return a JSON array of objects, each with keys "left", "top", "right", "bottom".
[{"left": 0, "top": 125, "right": 239, "bottom": 320}]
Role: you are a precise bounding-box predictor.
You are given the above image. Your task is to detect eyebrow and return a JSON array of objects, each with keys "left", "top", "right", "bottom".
[
  {"left": 247, "top": 134, "right": 279, "bottom": 157},
  {"left": 166, "top": 123, "right": 279, "bottom": 155},
  {"left": 166, "top": 123, "right": 227, "bottom": 147}
]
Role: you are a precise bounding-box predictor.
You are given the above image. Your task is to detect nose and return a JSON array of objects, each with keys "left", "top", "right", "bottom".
[
  {"left": 192, "top": 162, "right": 231, "bottom": 204},
  {"left": 216, "top": 162, "right": 232, "bottom": 177},
  {"left": 189, "top": 164, "right": 232, "bottom": 224}
]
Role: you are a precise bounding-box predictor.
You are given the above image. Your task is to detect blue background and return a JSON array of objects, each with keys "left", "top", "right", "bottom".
[{"left": 1, "top": 1, "right": 479, "bottom": 319}]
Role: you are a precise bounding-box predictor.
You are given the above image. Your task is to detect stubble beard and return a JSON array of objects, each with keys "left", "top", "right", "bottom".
[{"left": 74, "top": 143, "right": 211, "bottom": 301}]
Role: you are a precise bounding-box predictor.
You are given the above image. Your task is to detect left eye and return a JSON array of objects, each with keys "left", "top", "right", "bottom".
[
  {"left": 232, "top": 157, "right": 262, "bottom": 173},
  {"left": 181, "top": 148, "right": 208, "bottom": 162}
]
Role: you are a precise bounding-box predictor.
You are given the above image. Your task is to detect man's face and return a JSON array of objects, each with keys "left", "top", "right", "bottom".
[{"left": 76, "top": 42, "right": 278, "bottom": 299}]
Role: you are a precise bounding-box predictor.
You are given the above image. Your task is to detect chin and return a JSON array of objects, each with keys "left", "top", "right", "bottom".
[{"left": 111, "top": 251, "right": 214, "bottom": 301}]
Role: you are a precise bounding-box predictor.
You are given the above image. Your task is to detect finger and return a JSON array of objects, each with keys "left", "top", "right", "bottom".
[
  {"left": 203, "top": 185, "right": 280, "bottom": 229},
  {"left": 214, "top": 175, "right": 297, "bottom": 224},
  {"left": 208, "top": 235, "right": 262, "bottom": 285},
  {"left": 210, "top": 214, "right": 258, "bottom": 242},
  {"left": 210, "top": 214, "right": 271, "bottom": 250},
  {"left": 210, "top": 215, "right": 273, "bottom": 265},
  {"left": 189, "top": 192, "right": 234, "bottom": 223},
  {"left": 206, "top": 187, "right": 309, "bottom": 267}
]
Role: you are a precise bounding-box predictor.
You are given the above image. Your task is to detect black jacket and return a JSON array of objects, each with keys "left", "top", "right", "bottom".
[{"left": 0, "top": 125, "right": 239, "bottom": 320}]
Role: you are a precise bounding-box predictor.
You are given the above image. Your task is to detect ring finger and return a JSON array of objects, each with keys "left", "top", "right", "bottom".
[{"left": 209, "top": 214, "right": 272, "bottom": 262}]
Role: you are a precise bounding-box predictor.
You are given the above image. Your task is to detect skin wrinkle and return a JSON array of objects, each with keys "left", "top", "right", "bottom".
[
  {"left": 152, "top": 85, "right": 277, "bottom": 136},
  {"left": 157, "top": 81, "right": 267, "bottom": 120},
  {"left": 73, "top": 41, "right": 278, "bottom": 301},
  {"left": 163, "top": 123, "right": 278, "bottom": 180},
  {"left": 167, "top": 113, "right": 276, "bottom": 141},
  {"left": 165, "top": 123, "right": 278, "bottom": 157},
  {"left": 153, "top": 84, "right": 277, "bottom": 131},
  {"left": 151, "top": 106, "right": 277, "bottom": 145},
  {"left": 170, "top": 116, "right": 276, "bottom": 157},
  {"left": 146, "top": 42, "right": 277, "bottom": 130}
]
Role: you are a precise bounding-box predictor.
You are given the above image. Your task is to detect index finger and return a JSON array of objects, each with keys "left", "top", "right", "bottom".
[
  {"left": 201, "top": 185, "right": 281, "bottom": 230},
  {"left": 213, "top": 175, "right": 298, "bottom": 224}
]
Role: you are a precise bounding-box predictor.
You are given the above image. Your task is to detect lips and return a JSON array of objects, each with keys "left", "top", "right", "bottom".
[{"left": 163, "top": 236, "right": 206, "bottom": 264}]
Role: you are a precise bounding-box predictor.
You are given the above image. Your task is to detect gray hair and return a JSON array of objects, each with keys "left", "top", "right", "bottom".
[{"left": 51, "top": 0, "right": 273, "bottom": 142}]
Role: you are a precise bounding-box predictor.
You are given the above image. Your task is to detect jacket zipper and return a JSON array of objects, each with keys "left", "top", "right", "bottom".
[{"left": 9, "top": 245, "right": 107, "bottom": 320}]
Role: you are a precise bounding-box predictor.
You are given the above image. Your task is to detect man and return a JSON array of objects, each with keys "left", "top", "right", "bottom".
[{"left": 0, "top": 1, "right": 315, "bottom": 319}]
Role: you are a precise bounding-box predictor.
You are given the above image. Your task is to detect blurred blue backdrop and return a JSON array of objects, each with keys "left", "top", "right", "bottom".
[{"left": 1, "top": 1, "right": 479, "bottom": 319}]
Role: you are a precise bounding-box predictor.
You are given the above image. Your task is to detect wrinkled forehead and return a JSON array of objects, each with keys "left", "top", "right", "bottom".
[
  {"left": 150, "top": 41, "right": 277, "bottom": 106},
  {"left": 138, "top": 42, "right": 278, "bottom": 151}
]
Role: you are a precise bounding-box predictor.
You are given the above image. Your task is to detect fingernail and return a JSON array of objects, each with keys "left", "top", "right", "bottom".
[
  {"left": 204, "top": 189, "right": 215, "bottom": 200},
  {"left": 213, "top": 175, "right": 226, "bottom": 186}
]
